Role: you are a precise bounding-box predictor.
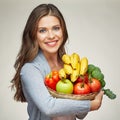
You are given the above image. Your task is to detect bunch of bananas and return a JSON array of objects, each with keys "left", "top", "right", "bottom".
[{"left": 59, "top": 53, "right": 88, "bottom": 82}]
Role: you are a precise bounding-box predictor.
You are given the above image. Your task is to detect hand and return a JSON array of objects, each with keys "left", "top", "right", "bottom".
[{"left": 90, "top": 90, "right": 104, "bottom": 111}]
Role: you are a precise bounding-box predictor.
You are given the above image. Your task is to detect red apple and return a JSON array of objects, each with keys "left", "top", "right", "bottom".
[{"left": 73, "top": 82, "right": 91, "bottom": 95}]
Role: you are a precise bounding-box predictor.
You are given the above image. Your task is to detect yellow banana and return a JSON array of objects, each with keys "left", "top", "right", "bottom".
[
  {"left": 80, "top": 57, "right": 88, "bottom": 75},
  {"left": 76, "top": 62, "right": 81, "bottom": 74},
  {"left": 64, "top": 64, "right": 73, "bottom": 75},
  {"left": 70, "top": 53, "right": 80, "bottom": 69},
  {"left": 70, "top": 69, "right": 79, "bottom": 82},
  {"left": 62, "top": 54, "right": 71, "bottom": 64},
  {"left": 59, "top": 68, "right": 66, "bottom": 79}
]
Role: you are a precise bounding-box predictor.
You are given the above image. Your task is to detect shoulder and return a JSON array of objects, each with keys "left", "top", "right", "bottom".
[
  {"left": 20, "top": 63, "right": 44, "bottom": 83},
  {"left": 20, "top": 51, "right": 51, "bottom": 77},
  {"left": 20, "top": 63, "right": 37, "bottom": 75}
]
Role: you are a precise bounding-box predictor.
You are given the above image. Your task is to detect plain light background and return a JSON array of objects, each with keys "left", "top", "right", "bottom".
[{"left": 0, "top": 0, "right": 120, "bottom": 120}]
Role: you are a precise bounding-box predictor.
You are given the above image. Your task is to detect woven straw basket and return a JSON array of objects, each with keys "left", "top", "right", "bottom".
[{"left": 47, "top": 87, "right": 98, "bottom": 100}]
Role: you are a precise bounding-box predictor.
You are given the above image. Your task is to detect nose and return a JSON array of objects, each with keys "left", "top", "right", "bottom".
[{"left": 48, "top": 30, "right": 55, "bottom": 39}]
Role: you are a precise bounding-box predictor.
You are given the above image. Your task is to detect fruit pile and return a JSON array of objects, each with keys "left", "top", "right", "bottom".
[{"left": 44, "top": 53, "right": 116, "bottom": 100}]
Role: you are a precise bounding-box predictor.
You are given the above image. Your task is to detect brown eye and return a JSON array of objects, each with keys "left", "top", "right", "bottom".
[
  {"left": 39, "top": 28, "right": 47, "bottom": 33},
  {"left": 53, "top": 26, "right": 60, "bottom": 31}
]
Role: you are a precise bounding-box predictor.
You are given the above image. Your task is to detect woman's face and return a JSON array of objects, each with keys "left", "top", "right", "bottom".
[{"left": 37, "top": 15, "right": 63, "bottom": 54}]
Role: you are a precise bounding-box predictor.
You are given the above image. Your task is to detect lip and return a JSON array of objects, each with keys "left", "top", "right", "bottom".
[{"left": 45, "top": 40, "right": 58, "bottom": 47}]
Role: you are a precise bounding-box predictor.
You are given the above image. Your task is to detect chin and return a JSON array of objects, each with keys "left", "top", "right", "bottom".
[{"left": 44, "top": 49, "right": 58, "bottom": 55}]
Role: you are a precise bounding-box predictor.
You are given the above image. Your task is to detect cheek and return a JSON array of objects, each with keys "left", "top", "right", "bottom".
[
  {"left": 57, "top": 31, "right": 63, "bottom": 40},
  {"left": 37, "top": 33, "right": 46, "bottom": 42}
]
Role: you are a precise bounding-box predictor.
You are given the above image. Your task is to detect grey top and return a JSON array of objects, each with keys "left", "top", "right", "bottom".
[{"left": 20, "top": 50, "right": 90, "bottom": 120}]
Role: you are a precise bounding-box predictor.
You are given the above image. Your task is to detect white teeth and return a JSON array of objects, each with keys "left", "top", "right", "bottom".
[
  {"left": 46, "top": 41, "right": 57, "bottom": 46},
  {"left": 48, "top": 42, "right": 56, "bottom": 45}
]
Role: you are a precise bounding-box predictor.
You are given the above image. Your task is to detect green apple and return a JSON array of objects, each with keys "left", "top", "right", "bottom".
[{"left": 56, "top": 79, "right": 73, "bottom": 94}]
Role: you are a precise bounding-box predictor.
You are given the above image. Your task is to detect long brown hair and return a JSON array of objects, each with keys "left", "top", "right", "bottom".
[{"left": 11, "top": 4, "right": 68, "bottom": 102}]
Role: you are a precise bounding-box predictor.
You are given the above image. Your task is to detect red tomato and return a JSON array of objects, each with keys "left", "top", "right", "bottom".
[
  {"left": 84, "top": 74, "right": 89, "bottom": 83},
  {"left": 88, "top": 78, "right": 101, "bottom": 92},
  {"left": 73, "top": 82, "right": 91, "bottom": 95},
  {"left": 75, "top": 74, "right": 89, "bottom": 84},
  {"left": 75, "top": 76, "right": 83, "bottom": 83},
  {"left": 44, "top": 71, "right": 60, "bottom": 90}
]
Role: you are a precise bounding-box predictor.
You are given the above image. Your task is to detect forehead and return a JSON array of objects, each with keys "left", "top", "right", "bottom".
[{"left": 38, "top": 15, "right": 60, "bottom": 27}]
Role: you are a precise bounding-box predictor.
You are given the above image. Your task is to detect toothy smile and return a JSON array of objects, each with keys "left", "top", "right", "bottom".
[{"left": 45, "top": 40, "right": 58, "bottom": 47}]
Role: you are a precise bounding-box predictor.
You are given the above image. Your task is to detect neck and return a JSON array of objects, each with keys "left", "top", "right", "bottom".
[{"left": 43, "top": 52, "right": 63, "bottom": 71}]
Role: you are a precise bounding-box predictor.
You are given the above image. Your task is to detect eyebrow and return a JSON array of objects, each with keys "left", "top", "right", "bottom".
[{"left": 38, "top": 24, "right": 61, "bottom": 29}]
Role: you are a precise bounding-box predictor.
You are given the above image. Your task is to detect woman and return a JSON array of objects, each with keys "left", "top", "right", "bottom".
[{"left": 11, "top": 4, "right": 104, "bottom": 120}]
